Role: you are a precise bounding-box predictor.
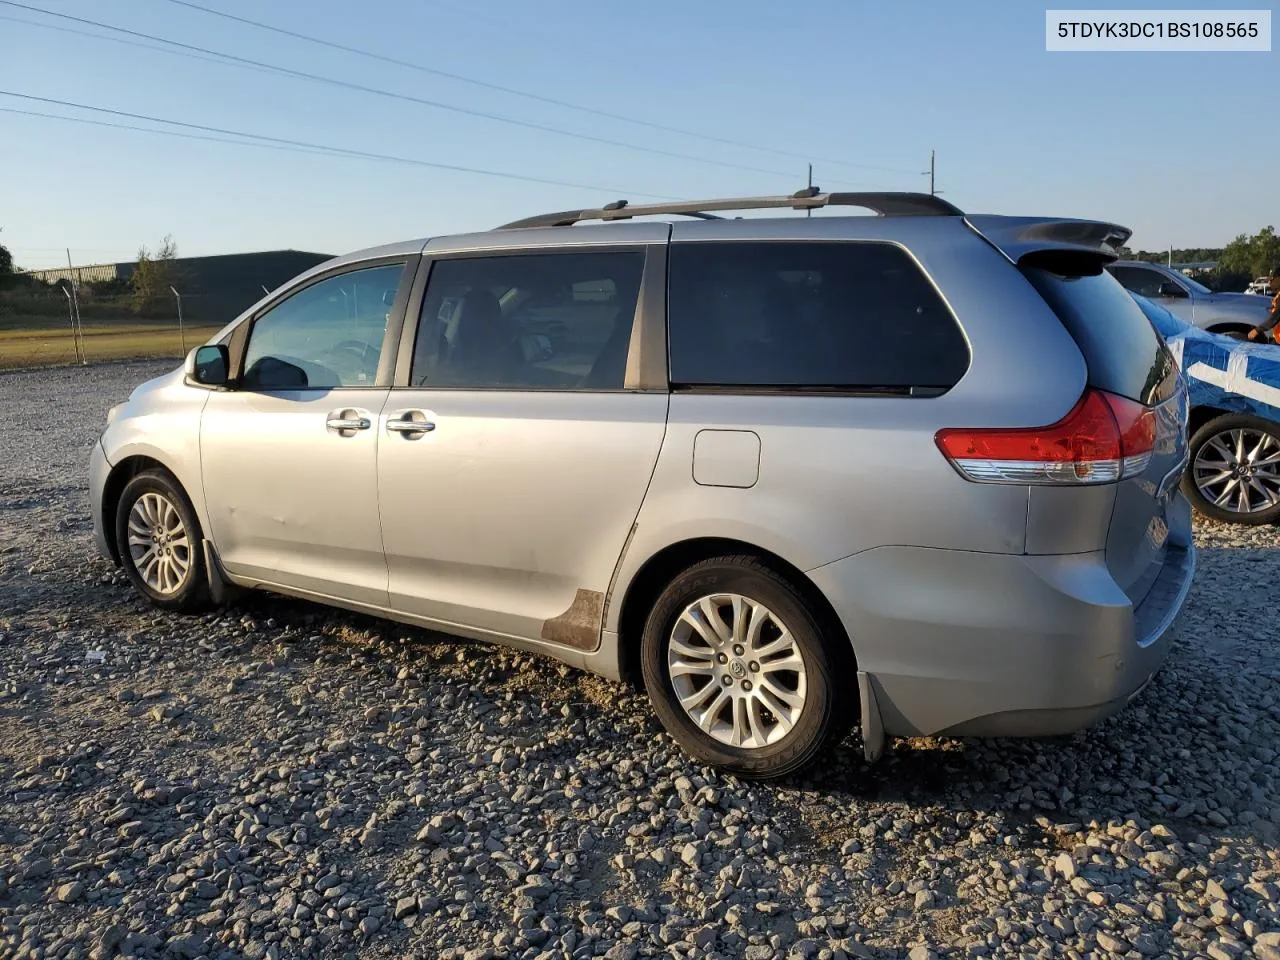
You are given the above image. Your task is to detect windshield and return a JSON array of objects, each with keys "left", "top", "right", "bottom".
[{"left": 1177, "top": 271, "right": 1212, "bottom": 295}]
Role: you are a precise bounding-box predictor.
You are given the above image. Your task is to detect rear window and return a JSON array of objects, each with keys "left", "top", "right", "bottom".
[
  {"left": 667, "top": 241, "right": 970, "bottom": 393},
  {"left": 1022, "top": 265, "right": 1177, "bottom": 405}
]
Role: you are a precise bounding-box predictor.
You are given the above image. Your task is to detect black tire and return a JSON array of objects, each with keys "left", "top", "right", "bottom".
[
  {"left": 1182, "top": 413, "right": 1280, "bottom": 526},
  {"left": 639, "top": 556, "right": 846, "bottom": 780},
  {"left": 115, "top": 469, "right": 213, "bottom": 611}
]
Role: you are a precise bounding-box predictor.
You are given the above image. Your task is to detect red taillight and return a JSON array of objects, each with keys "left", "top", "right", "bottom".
[
  {"left": 1101, "top": 391, "right": 1157, "bottom": 478},
  {"left": 935, "top": 388, "right": 1156, "bottom": 485}
]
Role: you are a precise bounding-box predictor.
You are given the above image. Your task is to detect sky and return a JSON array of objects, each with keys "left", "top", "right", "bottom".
[{"left": 0, "top": 0, "right": 1277, "bottom": 269}]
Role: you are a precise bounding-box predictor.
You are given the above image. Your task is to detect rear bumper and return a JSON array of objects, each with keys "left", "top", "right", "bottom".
[
  {"left": 808, "top": 533, "right": 1195, "bottom": 740},
  {"left": 89, "top": 439, "right": 115, "bottom": 563}
]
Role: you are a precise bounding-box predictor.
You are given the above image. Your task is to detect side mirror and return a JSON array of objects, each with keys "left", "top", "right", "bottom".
[
  {"left": 187, "top": 344, "right": 230, "bottom": 386},
  {"left": 1158, "top": 281, "right": 1187, "bottom": 299}
]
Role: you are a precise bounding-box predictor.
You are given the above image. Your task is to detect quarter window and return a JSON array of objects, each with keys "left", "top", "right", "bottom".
[
  {"left": 667, "top": 241, "right": 969, "bottom": 391},
  {"left": 241, "top": 264, "right": 404, "bottom": 390},
  {"left": 411, "top": 251, "right": 645, "bottom": 390}
]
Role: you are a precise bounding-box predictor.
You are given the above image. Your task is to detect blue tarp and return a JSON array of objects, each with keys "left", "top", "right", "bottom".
[{"left": 1134, "top": 295, "right": 1280, "bottom": 423}]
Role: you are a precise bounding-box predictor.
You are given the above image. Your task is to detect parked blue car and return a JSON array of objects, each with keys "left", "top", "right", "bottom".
[{"left": 1133, "top": 295, "right": 1280, "bottom": 524}]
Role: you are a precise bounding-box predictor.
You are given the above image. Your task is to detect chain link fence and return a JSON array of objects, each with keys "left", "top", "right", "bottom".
[
  {"left": 4, "top": 250, "right": 330, "bottom": 371},
  {"left": 0, "top": 283, "right": 224, "bottom": 371}
]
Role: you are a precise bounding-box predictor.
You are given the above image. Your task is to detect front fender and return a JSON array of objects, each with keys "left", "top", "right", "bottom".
[{"left": 99, "top": 379, "right": 212, "bottom": 544}]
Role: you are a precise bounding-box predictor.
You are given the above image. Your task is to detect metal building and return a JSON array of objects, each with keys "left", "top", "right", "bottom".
[{"left": 24, "top": 249, "right": 334, "bottom": 323}]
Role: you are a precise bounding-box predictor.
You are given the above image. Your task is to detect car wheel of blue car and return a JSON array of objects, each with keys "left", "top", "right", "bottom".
[{"left": 1183, "top": 413, "right": 1280, "bottom": 526}]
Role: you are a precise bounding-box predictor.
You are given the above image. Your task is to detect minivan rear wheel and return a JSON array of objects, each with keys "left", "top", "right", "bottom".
[
  {"left": 1184, "top": 413, "right": 1280, "bottom": 525},
  {"left": 639, "top": 556, "right": 839, "bottom": 779},
  {"left": 115, "top": 469, "right": 212, "bottom": 611}
]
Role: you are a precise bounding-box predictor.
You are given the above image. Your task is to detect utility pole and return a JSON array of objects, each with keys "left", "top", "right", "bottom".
[
  {"left": 924, "top": 150, "right": 937, "bottom": 196},
  {"left": 61, "top": 283, "right": 83, "bottom": 364},
  {"left": 807, "top": 163, "right": 813, "bottom": 217},
  {"left": 65, "top": 249, "right": 86, "bottom": 365},
  {"left": 170, "top": 285, "right": 186, "bottom": 355}
]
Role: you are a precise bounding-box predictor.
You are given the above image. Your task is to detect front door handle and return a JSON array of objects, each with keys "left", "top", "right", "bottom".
[
  {"left": 326, "top": 409, "right": 372, "bottom": 435},
  {"left": 387, "top": 417, "right": 436, "bottom": 435}
]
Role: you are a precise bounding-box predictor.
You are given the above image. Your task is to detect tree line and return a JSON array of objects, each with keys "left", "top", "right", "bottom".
[
  {"left": 129, "top": 235, "right": 182, "bottom": 313},
  {"left": 4, "top": 225, "right": 1276, "bottom": 300},
  {"left": 0, "top": 232, "right": 184, "bottom": 316},
  {"left": 1118, "top": 226, "right": 1278, "bottom": 292}
]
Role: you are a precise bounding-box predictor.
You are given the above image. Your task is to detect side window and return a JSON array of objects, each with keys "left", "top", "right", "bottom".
[
  {"left": 667, "top": 241, "right": 969, "bottom": 391},
  {"left": 241, "top": 263, "right": 404, "bottom": 390},
  {"left": 411, "top": 251, "right": 645, "bottom": 390},
  {"left": 1107, "top": 266, "right": 1166, "bottom": 298}
]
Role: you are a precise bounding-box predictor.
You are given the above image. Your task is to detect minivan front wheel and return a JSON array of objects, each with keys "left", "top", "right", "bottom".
[
  {"left": 640, "top": 557, "right": 840, "bottom": 779},
  {"left": 115, "top": 469, "right": 211, "bottom": 611}
]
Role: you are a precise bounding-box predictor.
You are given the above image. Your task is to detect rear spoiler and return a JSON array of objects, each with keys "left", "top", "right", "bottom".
[{"left": 964, "top": 215, "right": 1132, "bottom": 265}]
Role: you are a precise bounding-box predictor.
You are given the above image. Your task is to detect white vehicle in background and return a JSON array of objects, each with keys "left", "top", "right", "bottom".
[{"left": 1246, "top": 278, "right": 1273, "bottom": 296}]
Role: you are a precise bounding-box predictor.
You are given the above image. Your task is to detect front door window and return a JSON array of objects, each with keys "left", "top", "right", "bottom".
[{"left": 242, "top": 264, "right": 404, "bottom": 389}]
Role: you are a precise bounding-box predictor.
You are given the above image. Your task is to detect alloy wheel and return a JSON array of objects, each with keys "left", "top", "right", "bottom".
[
  {"left": 666, "top": 593, "right": 808, "bottom": 749},
  {"left": 126, "top": 492, "right": 193, "bottom": 595},
  {"left": 1192, "top": 427, "right": 1280, "bottom": 515}
]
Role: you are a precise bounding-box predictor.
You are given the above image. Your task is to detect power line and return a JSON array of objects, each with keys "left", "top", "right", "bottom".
[
  {"left": 158, "top": 0, "right": 919, "bottom": 177},
  {"left": 8, "top": 246, "right": 140, "bottom": 252},
  {"left": 0, "top": 12, "right": 281, "bottom": 75},
  {"left": 0, "top": 0, "right": 819, "bottom": 183},
  {"left": 0, "top": 97, "right": 683, "bottom": 199}
]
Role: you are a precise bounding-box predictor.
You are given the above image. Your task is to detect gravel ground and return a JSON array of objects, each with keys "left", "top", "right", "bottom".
[{"left": 2, "top": 360, "right": 1280, "bottom": 960}]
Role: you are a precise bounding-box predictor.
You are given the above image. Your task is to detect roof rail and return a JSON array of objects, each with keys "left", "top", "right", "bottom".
[{"left": 495, "top": 188, "right": 964, "bottom": 229}]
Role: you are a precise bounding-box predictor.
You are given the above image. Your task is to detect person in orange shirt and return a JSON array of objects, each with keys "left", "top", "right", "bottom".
[{"left": 1247, "top": 265, "right": 1280, "bottom": 344}]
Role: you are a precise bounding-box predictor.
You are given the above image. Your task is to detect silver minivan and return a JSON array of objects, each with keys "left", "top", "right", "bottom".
[{"left": 90, "top": 191, "right": 1196, "bottom": 779}]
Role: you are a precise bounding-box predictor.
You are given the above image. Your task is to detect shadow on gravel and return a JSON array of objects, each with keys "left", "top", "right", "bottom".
[
  {"left": 82, "top": 543, "right": 1280, "bottom": 843},
  {"left": 13, "top": 534, "right": 1280, "bottom": 851},
  {"left": 777, "top": 548, "right": 1280, "bottom": 854}
]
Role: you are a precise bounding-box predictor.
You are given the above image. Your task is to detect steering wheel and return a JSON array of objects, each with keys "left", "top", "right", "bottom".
[
  {"left": 332, "top": 339, "right": 379, "bottom": 364},
  {"left": 315, "top": 340, "right": 379, "bottom": 382}
]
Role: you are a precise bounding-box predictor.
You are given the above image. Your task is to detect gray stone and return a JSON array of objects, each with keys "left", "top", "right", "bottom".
[
  {"left": 515, "top": 879, "right": 551, "bottom": 901},
  {"left": 23, "top": 858, "right": 52, "bottom": 880},
  {"left": 604, "top": 905, "right": 632, "bottom": 924},
  {"left": 1096, "top": 932, "right": 1131, "bottom": 954},
  {"left": 165, "top": 936, "right": 207, "bottom": 959},
  {"left": 690, "top": 925, "right": 717, "bottom": 949},
  {"left": 97, "top": 926, "right": 127, "bottom": 954},
  {"left": 1054, "top": 852, "right": 1077, "bottom": 880}
]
